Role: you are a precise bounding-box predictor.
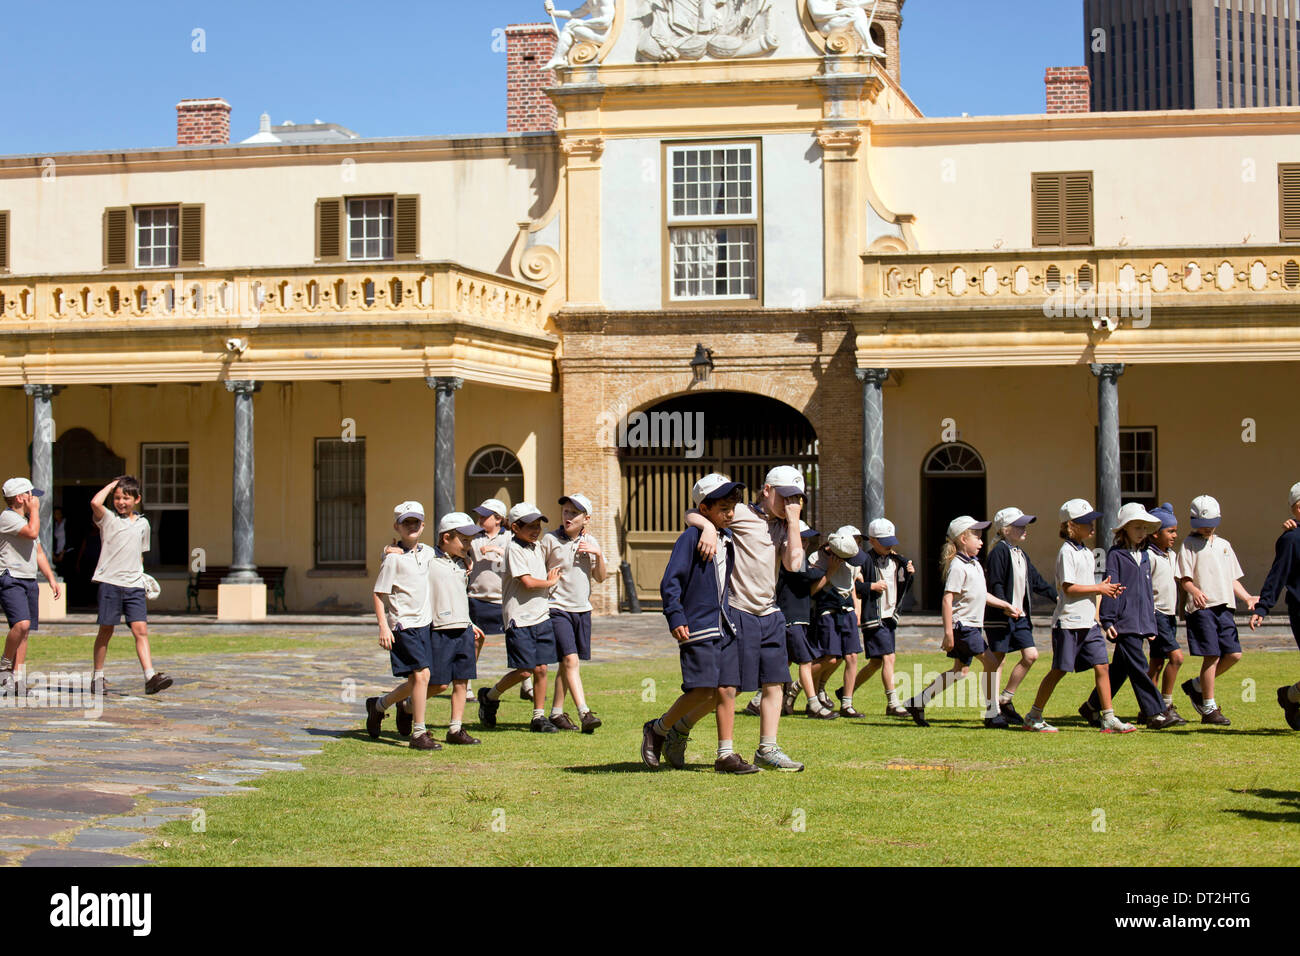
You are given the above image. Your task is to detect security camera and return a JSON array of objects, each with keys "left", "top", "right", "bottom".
[
  {"left": 1091, "top": 315, "right": 1118, "bottom": 333},
  {"left": 224, "top": 337, "right": 249, "bottom": 354}
]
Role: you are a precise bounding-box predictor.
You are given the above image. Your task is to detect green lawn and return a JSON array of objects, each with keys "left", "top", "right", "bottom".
[
  {"left": 20, "top": 631, "right": 339, "bottom": 669},
  {"left": 145, "top": 654, "right": 1300, "bottom": 866}
]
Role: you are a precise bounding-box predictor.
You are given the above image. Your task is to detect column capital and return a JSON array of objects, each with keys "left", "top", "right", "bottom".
[
  {"left": 855, "top": 367, "right": 891, "bottom": 386},
  {"left": 426, "top": 376, "right": 464, "bottom": 394},
  {"left": 225, "top": 380, "right": 261, "bottom": 395},
  {"left": 23, "top": 384, "right": 63, "bottom": 400},
  {"left": 1089, "top": 363, "right": 1125, "bottom": 381}
]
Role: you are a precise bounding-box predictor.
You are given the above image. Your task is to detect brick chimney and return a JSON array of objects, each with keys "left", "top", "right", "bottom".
[
  {"left": 1045, "top": 67, "right": 1091, "bottom": 114},
  {"left": 506, "top": 24, "right": 558, "bottom": 133},
  {"left": 177, "top": 98, "right": 232, "bottom": 146}
]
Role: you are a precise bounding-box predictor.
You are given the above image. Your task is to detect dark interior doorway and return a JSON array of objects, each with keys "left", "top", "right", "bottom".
[
  {"left": 920, "top": 442, "right": 987, "bottom": 610},
  {"left": 53, "top": 428, "right": 125, "bottom": 610}
]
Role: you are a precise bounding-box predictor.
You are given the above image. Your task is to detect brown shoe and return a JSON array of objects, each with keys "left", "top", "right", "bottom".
[
  {"left": 1202, "top": 707, "right": 1231, "bottom": 726},
  {"left": 714, "top": 752, "right": 761, "bottom": 774},
  {"left": 580, "top": 710, "right": 602, "bottom": 734},
  {"left": 410, "top": 731, "right": 442, "bottom": 750},
  {"left": 839, "top": 705, "right": 864, "bottom": 718},
  {"left": 549, "top": 712, "right": 580, "bottom": 731},
  {"left": 445, "top": 728, "right": 480, "bottom": 745},
  {"left": 144, "top": 673, "right": 173, "bottom": 695},
  {"left": 365, "top": 696, "right": 385, "bottom": 739},
  {"left": 742, "top": 698, "right": 761, "bottom": 717},
  {"left": 884, "top": 704, "right": 910, "bottom": 717}
]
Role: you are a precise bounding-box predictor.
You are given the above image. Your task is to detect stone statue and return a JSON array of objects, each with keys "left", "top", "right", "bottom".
[
  {"left": 807, "top": 0, "right": 886, "bottom": 57},
  {"left": 542, "top": 0, "right": 617, "bottom": 71},
  {"left": 637, "top": 0, "right": 780, "bottom": 62}
]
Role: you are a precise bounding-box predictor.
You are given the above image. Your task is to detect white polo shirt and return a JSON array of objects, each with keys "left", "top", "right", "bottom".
[
  {"left": 540, "top": 529, "right": 598, "bottom": 613},
  {"left": 1009, "top": 546, "right": 1028, "bottom": 612},
  {"left": 725, "top": 503, "right": 785, "bottom": 617},
  {"left": 429, "top": 549, "right": 472, "bottom": 630},
  {"left": 1148, "top": 545, "right": 1179, "bottom": 615},
  {"left": 0, "top": 510, "right": 38, "bottom": 579},
  {"left": 373, "top": 543, "right": 434, "bottom": 631},
  {"left": 467, "top": 529, "right": 511, "bottom": 603},
  {"left": 502, "top": 537, "right": 550, "bottom": 628},
  {"left": 92, "top": 510, "right": 150, "bottom": 589},
  {"left": 1053, "top": 540, "right": 1097, "bottom": 629},
  {"left": 873, "top": 552, "right": 899, "bottom": 619},
  {"left": 1177, "top": 533, "right": 1244, "bottom": 613},
  {"left": 945, "top": 553, "right": 987, "bottom": 627}
]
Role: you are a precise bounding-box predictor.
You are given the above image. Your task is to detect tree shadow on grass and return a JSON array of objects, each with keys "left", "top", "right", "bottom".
[
  {"left": 1221, "top": 788, "right": 1300, "bottom": 824},
  {"left": 563, "top": 762, "right": 671, "bottom": 774}
]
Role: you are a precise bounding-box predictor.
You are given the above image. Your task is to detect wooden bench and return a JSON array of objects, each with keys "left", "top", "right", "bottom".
[{"left": 187, "top": 566, "right": 288, "bottom": 613}]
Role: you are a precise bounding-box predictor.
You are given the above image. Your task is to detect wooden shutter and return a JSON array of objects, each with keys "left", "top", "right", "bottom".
[
  {"left": 1280, "top": 164, "right": 1300, "bottom": 241},
  {"left": 0, "top": 211, "right": 8, "bottom": 273},
  {"left": 103, "top": 206, "right": 130, "bottom": 269},
  {"left": 1062, "top": 172, "right": 1093, "bottom": 245},
  {"left": 315, "top": 198, "right": 344, "bottom": 262},
  {"left": 1032, "top": 173, "right": 1063, "bottom": 246},
  {"left": 394, "top": 194, "right": 419, "bottom": 260},
  {"left": 179, "top": 203, "right": 204, "bottom": 266}
]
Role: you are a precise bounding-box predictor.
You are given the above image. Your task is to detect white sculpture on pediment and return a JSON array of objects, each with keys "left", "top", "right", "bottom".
[
  {"left": 543, "top": 0, "right": 618, "bottom": 70},
  {"left": 637, "top": 0, "right": 780, "bottom": 62},
  {"left": 807, "top": 0, "right": 886, "bottom": 57}
]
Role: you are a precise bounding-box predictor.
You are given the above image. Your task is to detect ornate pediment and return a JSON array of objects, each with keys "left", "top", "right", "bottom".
[{"left": 635, "top": 0, "right": 781, "bottom": 61}]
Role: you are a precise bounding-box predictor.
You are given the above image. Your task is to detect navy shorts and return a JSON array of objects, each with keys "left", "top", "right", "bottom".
[
  {"left": 1051, "top": 624, "right": 1109, "bottom": 673},
  {"left": 680, "top": 637, "right": 723, "bottom": 691},
  {"left": 96, "top": 582, "right": 146, "bottom": 627},
  {"left": 730, "top": 608, "right": 788, "bottom": 691},
  {"left": 785, "top": 623, "right": 815, "bottom": 665},
  {"left": 948, "top": 622, "right": 987, "bottom": 666},
  {"left": 505, "top": 619, "right": 558, "bottom": 671},
  {"left": 862, "top": 618, "right": 897, "bottom": 658},
  {"left": 1290, "top": 602, "right": 1300, "bottom": 651},
  {"left": 390, "top": 624, "right": 434, "bottom": 678},
  {"left": 1150, "top": 612, "right": 1181, "bottom": 659},
  {"left": 0, "top": 573, "right": 39, "bottom": 630},
  {"left": 986, "top": 619, "right": 1035, "bottom": 655},
  {"left": 813, "top": 610, "right": 861, "bottom": 658},
  {"left": 550, "top": 609, "right": 592, "bottom": 661},
  {"left": 431, "top": 625, "right": 477, "bottom": 685},
  {"left": 468, "top": 597, "right": 503, "bottom": 636},
  {"left": 1186, "top": 605, "right": 1241, "bottom": 657}
]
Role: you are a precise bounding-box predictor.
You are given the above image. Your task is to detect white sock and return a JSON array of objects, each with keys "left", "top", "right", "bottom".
[
  {"left": 93, "top": 669, "right": 105, "bottom": 681},
  {"left": 717, "top": 739, "right": 734, "bottom": 758},
  {"left": 532, "top": 708, "right": 545, "bottom": 721},
  {"left": 522, "top": 677, "right": 534, "bottom": 692},
  {"left": 841, "top": 695, "right": 852, "bottom": 708},
  {"left": 143, "top": 667, "right": 156, "bottom": 681},
  {"left": 486, "top": 685, "right": 501, "bottom": 701},
  {"left": 1204, "top": 698, "right": 1217, "bottom": 712},
  {"left": 1163, "top": 694, "right": 1174, "bottom": 707},
  {"left": 449, "top": 720, "right": 462, "bottom": 733},
  {"left": 886, "top": 689, "right": 899, "bottom": 706},
  {"left": 999, "top": 689, "right": 1014, "bottom": 704},
  {"left": 1027, "top": 705, "right": 1044, "bottom": 722},
  {"left": 550, "top": 707, "right": 564, "bottom": 718},
  {"left": 413, "top": 722, "right": 426, "bottom": 737},
  {"left": 578, "top": 706, "right": 591, "bottom": 716},
  {"left": 749, "top": 693, "right": 762, "bottom": 707}
]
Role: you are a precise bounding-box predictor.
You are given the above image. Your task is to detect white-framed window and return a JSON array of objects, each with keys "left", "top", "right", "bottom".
[
  {"left": 135, "top": 206, "right": 179, "bottom": 268},
  {"left": 315, "top": 437, "right": 366, "bottom": 567},
  {"left": 465, "top": 445, "right": 524, "bottom": 511},
  {"left": 1119, "top": 427, "right": 1158, "bottom": 509},
  {"left": 667, "top": 143, "right": 759, "bottom": 301},
  {"left": 140, "top": 443, "right": 188, "bottom": 568},
  {"left": 347, "top": 198, "right": 393, "bottom": 262}
]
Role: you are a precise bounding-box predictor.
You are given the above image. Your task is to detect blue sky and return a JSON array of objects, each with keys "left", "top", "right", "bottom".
[{"left": 0, "top": 1, "right": 1082, "bottom": 156}]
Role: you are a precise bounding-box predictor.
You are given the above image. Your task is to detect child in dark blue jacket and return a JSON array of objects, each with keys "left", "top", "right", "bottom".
[
  {"left": 1081, "top": 504, "right": 1187, "bottom": 729},
  {"left": 1249, "top": 480, "right": 1300, "bottom": 730},
  {"left": 642, "top": 474, "right": 756, "bottom": 774}
]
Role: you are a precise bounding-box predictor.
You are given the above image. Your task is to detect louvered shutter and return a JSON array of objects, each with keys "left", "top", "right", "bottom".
[
  {"left": 179, "top": 203, "right": 204, "bottom": 266},
  {"left": 0, "top": 211, "right": 8, "bottom": 272},
  {"left": 316, "top": 198, "right": 343, "bottom": 262},
  {"left": 1280, "top": 164, "right": 1300, "bottom": 241},
  {"left": 394, "top": 195, "right": 419, "bottom": 260},
  {"left": 1032, "top": 173, "right": 1063, "bottom": 246},
  {"left": 103, "top": 207, "right": 130, "bottom": 268},
  {"left": 1062, "top": 172, "right": 1093, "bottom": 245}
]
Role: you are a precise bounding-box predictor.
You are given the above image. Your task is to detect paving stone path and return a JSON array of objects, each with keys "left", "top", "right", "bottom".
[{"left": 0, "top": 613, "right": 1292, "bottom": 866}]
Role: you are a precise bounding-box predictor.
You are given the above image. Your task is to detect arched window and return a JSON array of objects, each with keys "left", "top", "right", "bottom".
[
  {"left": 465, "top": 446, "right": 524, "bottom": 512},
  {"left": 922, "top": 442, "right": 986, "bottom": 476}
]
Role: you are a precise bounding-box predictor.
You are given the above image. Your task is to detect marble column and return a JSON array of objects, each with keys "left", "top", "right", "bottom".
[
  {"left": 23, "top": 385, "right": 58, "bottom": 558},
  {"left": 856, "top": 368, "right": 889, "bottom": 528},
  {"left": 1091, "top": 363, "right": 1125, "bottom": 549},
  {"left": 426, "top": 377, "right": 463, "bottom": 525},
  {"left": 224, "top": 380, "right": 261, "bottom": 585}
]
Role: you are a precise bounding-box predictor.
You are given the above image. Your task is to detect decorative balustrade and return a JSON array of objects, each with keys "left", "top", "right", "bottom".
[{"left": 0, "top": 262, "right": 549, "bottom": 334}]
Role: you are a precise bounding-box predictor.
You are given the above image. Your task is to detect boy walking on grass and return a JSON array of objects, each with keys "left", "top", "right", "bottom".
[
  {"left": 1251, "top": 482, "right": 1300, "bottom": 730},
  {"left": 0, "top": 478, "right": 60, "bottom": 694},
  {"left": 541, "top": 493, "right": 605, "bottom": 733}
]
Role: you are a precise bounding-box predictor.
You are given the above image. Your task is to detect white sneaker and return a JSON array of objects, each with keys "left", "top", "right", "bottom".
[
  {"left": 1101, "top": 713, "right": 1137, "bottom": 734},
  {"left": 1023, "top": 716, "right": 1058, "bottom": 733},
  {"left": 753, "top": 746, "right": 805, "bottom": 772}
]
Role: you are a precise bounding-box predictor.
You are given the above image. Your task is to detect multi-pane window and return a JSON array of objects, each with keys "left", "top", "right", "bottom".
[
  {"left": 1119, "top": 428, "right": 1158, "bottom": 510},
  {"left": 667, "top": 143, "right": 759, "bottom": 302},
  {"left": 135, "top": 206, "right": 179, "bottom": 268},
  {"left": 465, "top": 446, "right": 524, "bottom": 512},
  {"left": 140, "top": 443, "right": 188, "bottom": 568},
  {"left": 315, "top": 438, "right": 366, "bottom": 567},
  {"left": 347, "top": 198, "right": 393, "bottom": 261}
]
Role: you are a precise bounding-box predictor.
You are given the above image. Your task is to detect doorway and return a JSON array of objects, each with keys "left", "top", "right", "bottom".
[
  {"left": 920, "top": 442, "right": 987, "bottom": 609},
  {"left": 53, "top": 428, "right": 125, "bottom": 610}
]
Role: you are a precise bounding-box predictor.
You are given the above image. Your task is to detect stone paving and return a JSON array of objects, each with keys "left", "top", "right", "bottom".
[{"left": 1, "top": 613, "right": 1293, "bottom": 866}]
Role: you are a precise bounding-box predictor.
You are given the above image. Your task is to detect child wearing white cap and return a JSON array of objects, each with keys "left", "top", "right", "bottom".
[
  {"left": 1176, "top": 495, "right": 1258, "bottom": 725},
  {"left": 1144, "top": 503, "right": 1186, "bottom": 718},
  {"left": 808, "top": 527, "right": 867, "bottom": 717},
  {"left": 540, "top": 493, "right": 606, "bottom": 733},
  {"left": 1250, "top": 481, "right": 1300, "bottom": 730},
  {"left": 0, "top": 478, "right": 60, "bottom": 693},
  {"left": 465, "top": 498, "right": 524, "bottom": 702},
  {"left": 903, "top": 516, "right": 1022, "bottom": 729},
  {"left": 1020, "top": 499, "right": 1130, "bottom": 733},
  {"left": 841, "top": 517, "right": 914, "bottom": 717}
]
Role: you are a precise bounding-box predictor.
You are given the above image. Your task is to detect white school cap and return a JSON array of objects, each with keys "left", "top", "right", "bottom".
[
  {"left": 841, "top": 525, "right": 863, "bottom": 538},
  {"left": 827, "top": 529, "right": 859, "bottom": 559},
  {"left": 437, "top": 512, "right": 481, "bottom": 537},
  {"left": 1, "top": 478, "right": 43, "bottom": 498},
  {"left": 1290, "top": 482, "right": 1300, "bottom": 508},
  {"left": 1059, "top": 499, "right": 1103, "bottom": 524},
  {"left": 798, "top": 519, "right": 820, "bottom": 539},
  {"left": 558, "top": 493, "right": 593, "bottom": 515},
  {"left": 472, "top": 498, "right": 507, "bottom": 520},
  {"left": 992, "top": 507, "right": 1036, "bottom": 536},
  {"left": 1115, "top": 502, "right": 1162, "bottom": 537},
  {"left": 867, "top": 518, "right": 898, "bottom": 546},
  {"left": 691, "top": 473, "right": 745, "bottom": 506},
  {"left": 1189, "top": 495, "right": 1222, "bottom": 529},
  {"left": 507, "top": 502, "right": 547, "bottom": 525},
  {"left": 763, "top": 465, "right": 805, "bottom": 498},
  {"left": 946, "top": 516, "right": 990, "bottom": 541},
  {"left": 393, "top": 501, "right": 425, "bottom": 523}
]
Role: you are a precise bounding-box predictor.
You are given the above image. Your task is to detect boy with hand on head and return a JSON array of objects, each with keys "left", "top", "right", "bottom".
[
  {"left": 644, "top": 474, "right": 755, "bottom": 773},
  {"left": 466, "top": 498, "right": 522, "bottom": 702},
  {"left": 808, "top": 528, "right": 867, "bottom": 717},
  {"left": 1177, "top": 495, "right": 1258, "bottom": 726},
  {"left": 1251, "top": 482, "right": 1300, "bottom": 730},
  {"left": 89, "top": 476, "right": 170, "bottom": 696},
  {"left": 842, "top": 517, "right": 914, "bottom": 717},
  {"left": 366, "top": 501, "right": 442, "bottom": 750},
  {"left": 541, "top": 493, "right": 606, "bottom": 733},
  {"left": 1145, "top": 503, "right": 1186, "bottom": 720},
  {"left": 0, "top": 478, "right": 60, "bottom": 692},
  {"left": 477, "top": 503, "right": 562, "bottom": 733}
]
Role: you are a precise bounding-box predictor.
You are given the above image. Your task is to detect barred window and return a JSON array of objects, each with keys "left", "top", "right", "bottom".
[
  {"left": 135, "top": 206, "right": 178, "bottom": 268},
  {"left": 315, "top": 438, "right": 366, "bottom": 567},
  {"left": 140, "top": 443, "right": 188, "bottom": 568},
  {"left": 667, "top": 142, "right": 759, "bottom": 302}
]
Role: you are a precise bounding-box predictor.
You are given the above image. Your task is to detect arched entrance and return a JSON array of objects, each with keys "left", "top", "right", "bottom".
[
  {"left": 920, "top": 441, "right": 987, "bottom": 609},
  {"left": 619, "top": 391, "right": 818, "bottom": 608},
  {"left": 465, "top": 445, "right": 524, "bottom": 512},
  {"left": 52, "top": 428, "right": 126, "bottom": 609}
]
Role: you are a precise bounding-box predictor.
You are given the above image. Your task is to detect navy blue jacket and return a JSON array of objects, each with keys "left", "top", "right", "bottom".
[
  {"left": 1254, "top": 526, "right": 1300, "bottom": 615},
  {"left": 660, "top": 525, "right": 735, "bottom": 644},
  {"left": 984, "top": 539, "right": 1057, "bottom": 629},
  {"left": 777, "top": 561, "right": 825, "bottom": 627},
  {"left": 854, "top": 551, "right": 914, "bottom": 627},
  {"left": 1099, "top": 545, "right": 1157, "bottom": 636}
]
